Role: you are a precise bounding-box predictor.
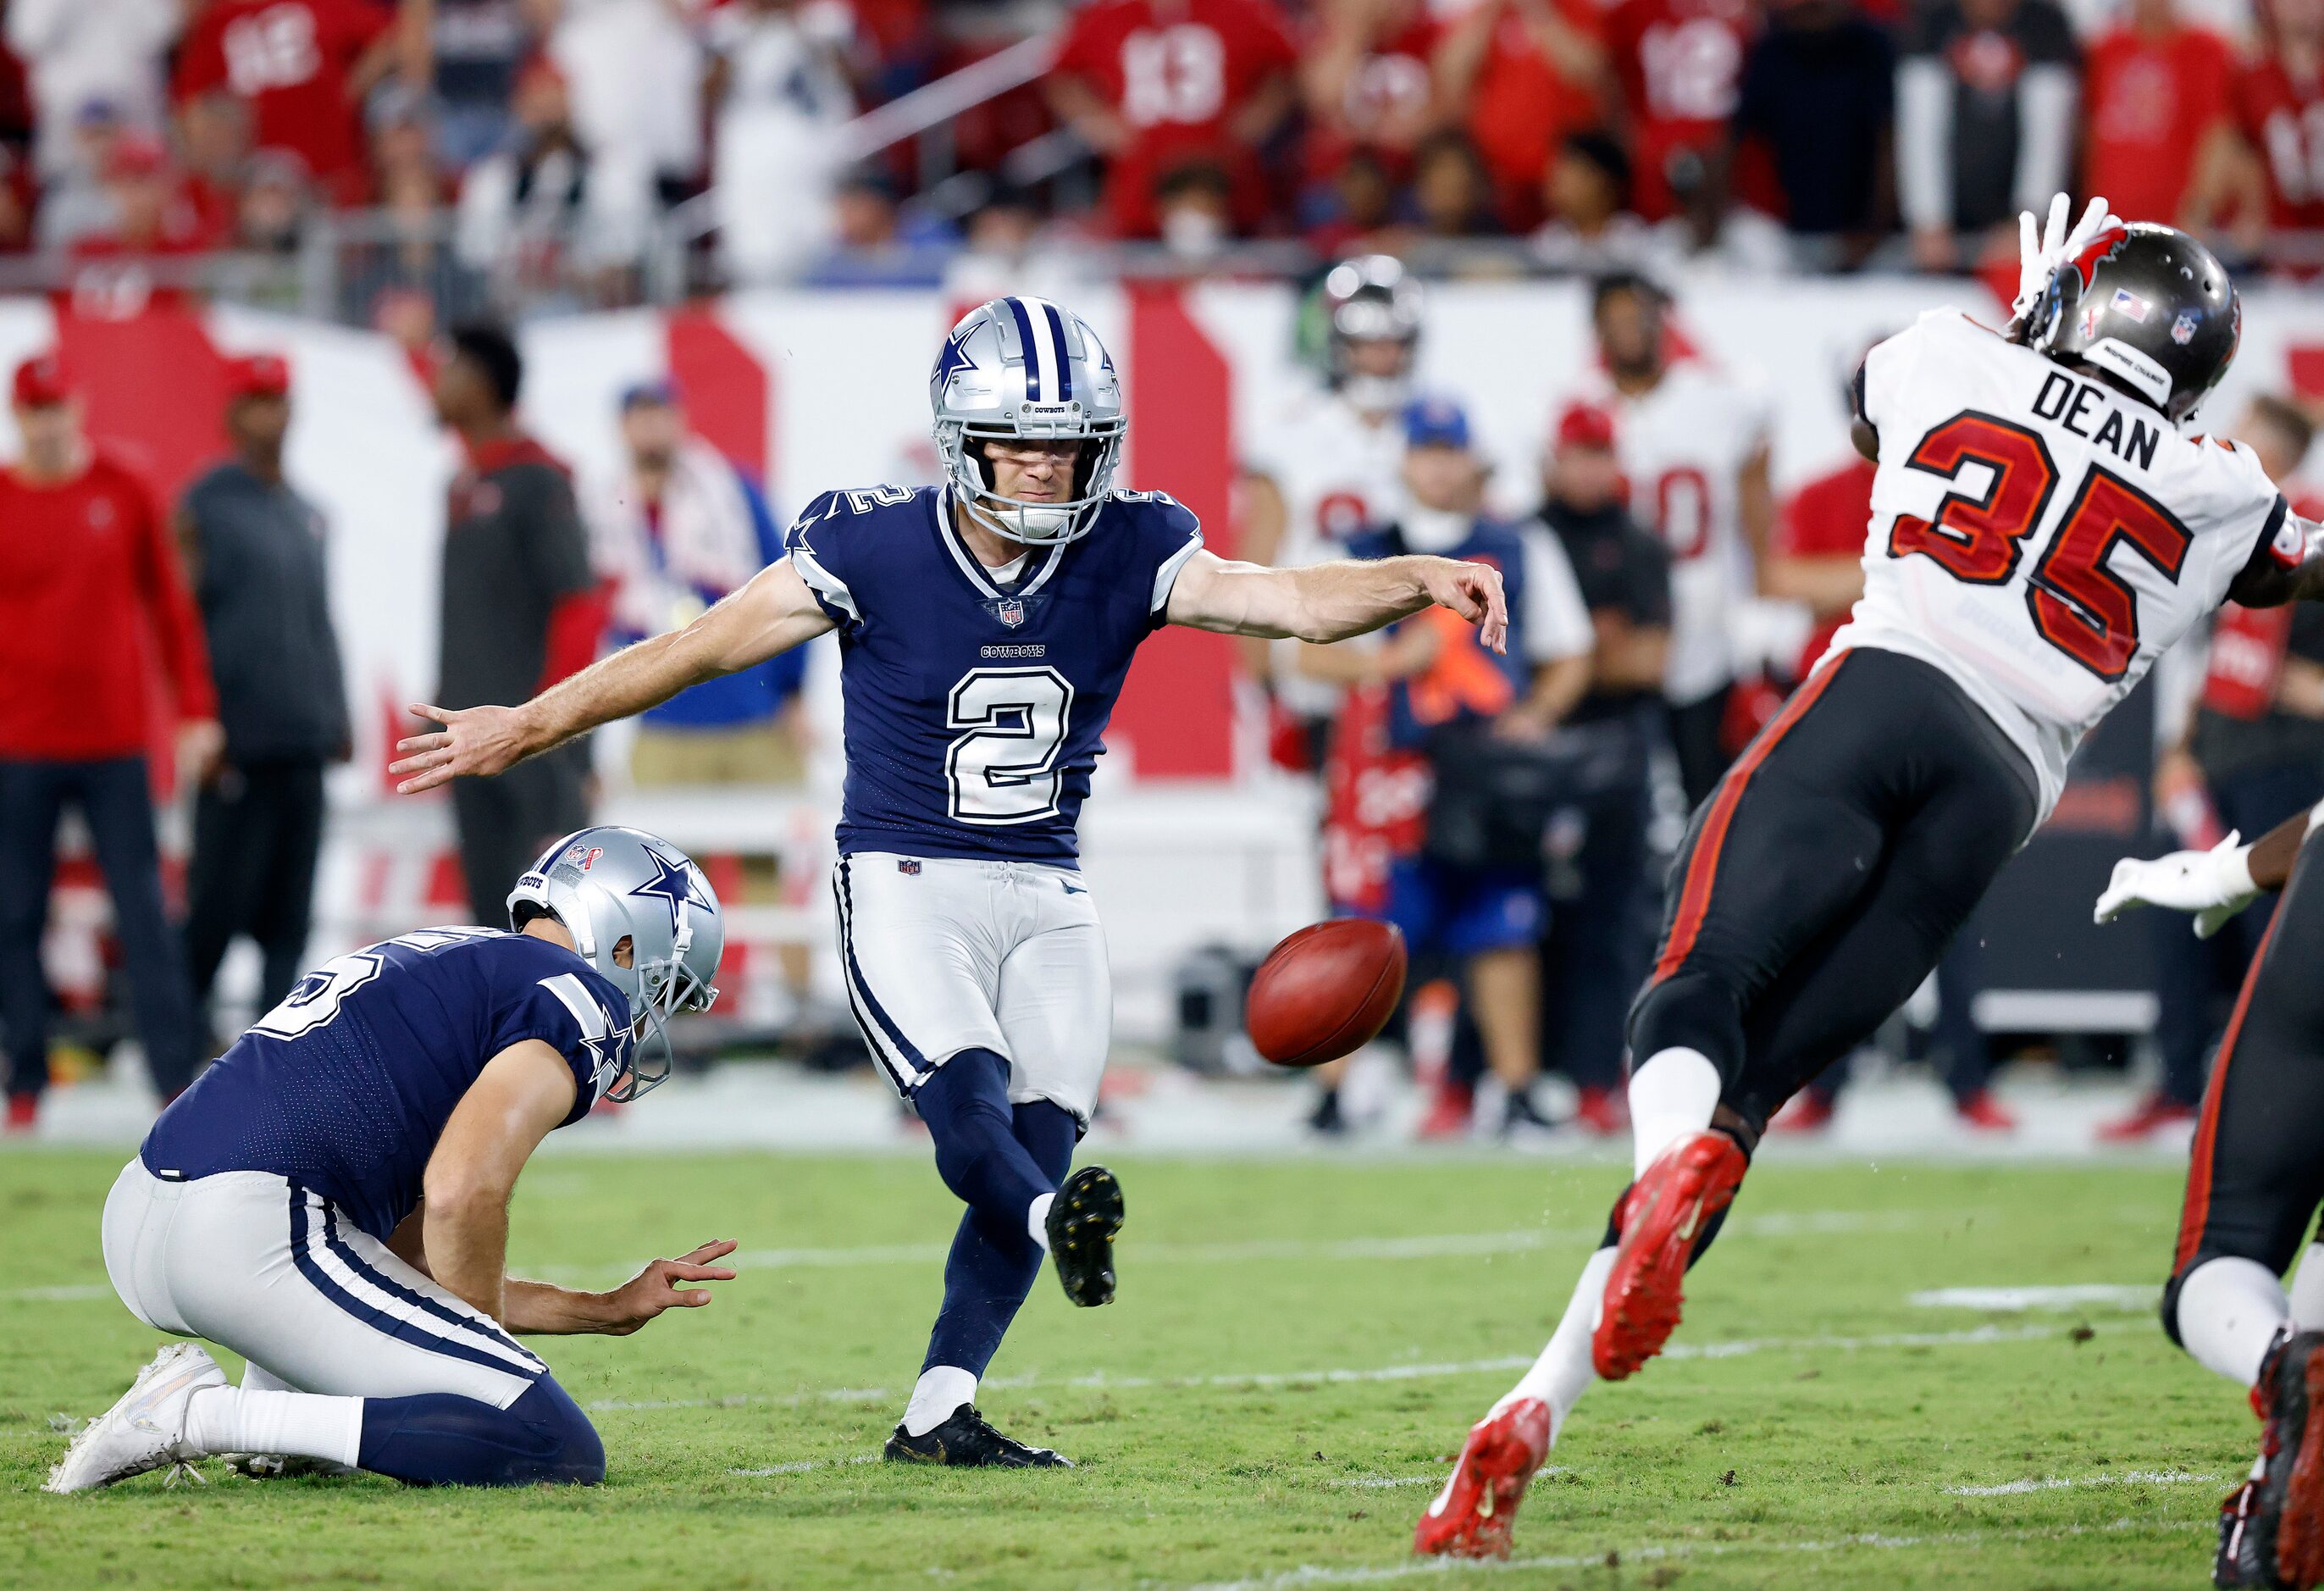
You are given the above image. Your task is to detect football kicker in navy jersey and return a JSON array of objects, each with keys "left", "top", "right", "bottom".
[
  {"left": 390, "top": 293, "right": 1513, "bottom": 1470},
  {"left": 49, "top": 827, "right": 738, "bottom": 1496},
  {"left": 785, "top": 483, "right": 1202, "bottom": 862}
]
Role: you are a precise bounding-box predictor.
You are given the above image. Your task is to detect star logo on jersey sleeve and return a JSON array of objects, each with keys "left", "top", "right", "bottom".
[{"left": 627, "top": 851, "right": 702, "bottom": 930}]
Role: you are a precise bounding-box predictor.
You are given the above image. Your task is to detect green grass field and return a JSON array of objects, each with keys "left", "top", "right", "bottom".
[{"left": 0, "top": 1146, "right": 2249, "bottom": 1589}]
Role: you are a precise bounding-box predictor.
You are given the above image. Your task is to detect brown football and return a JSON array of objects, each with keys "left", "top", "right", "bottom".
[{"left": 1245, "top": 918, "right": 1408, "bottom": 1068}]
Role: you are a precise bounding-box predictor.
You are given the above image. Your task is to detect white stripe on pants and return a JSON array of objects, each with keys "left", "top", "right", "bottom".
[{"left": 101, "top": 1160, "right": 542, "bottom": 1410}]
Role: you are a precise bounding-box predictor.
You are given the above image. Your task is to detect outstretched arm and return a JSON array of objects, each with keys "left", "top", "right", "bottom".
[
  {"left": 1165, "top": 550, "right": 1508, "bottom": 653},
  {"left": 392, "top": 558, "right": 834, "bottom": 792},
  {"left": 411, "top": 1041, "right": 738, "bottom": 1335},
  {"left": 2094, "top": 807, "right": 2315, "bottom": 939}
]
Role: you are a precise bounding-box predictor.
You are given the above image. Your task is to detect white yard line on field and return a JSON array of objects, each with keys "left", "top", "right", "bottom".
[
  {"left": 539, "top": 1208, "right": 1967, "bottom": 1287},
  {"left": 1187, "top": 1516, "right": 2198, "bottom": 1590},
  {"left": 1942, "top": 1468, "right": 2221, "bottom": 1496},
  {"left": 1909, "top": 1285, "right": 2152, "bottom": 1313},
  {"left": 727, "top": 1455, "right": 883, "bottom": 1477},
  {"left": 589, "top": 1318, "right": 2144, "bottom": 1414}
]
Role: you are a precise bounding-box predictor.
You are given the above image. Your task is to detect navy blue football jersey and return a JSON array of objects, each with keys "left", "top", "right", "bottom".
[
  {"left": 141, "top": 929, "right": 633, "bottom": 1239},
  {"left": 786, "top": 485, "right": 1204, "bottom": 862}
]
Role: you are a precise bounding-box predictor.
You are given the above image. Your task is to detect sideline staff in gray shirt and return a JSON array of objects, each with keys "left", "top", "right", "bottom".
[{"left": 177, "top": 354, "right": 349, "bottom": 1035}]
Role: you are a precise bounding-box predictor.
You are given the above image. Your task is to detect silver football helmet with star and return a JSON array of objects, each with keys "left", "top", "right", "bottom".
[
  {"left": 507, "top": 825, "right": 722, "bottom": 1101},
  {"left": 931, "top": 295, "right": 1126, "bottom": 546}
]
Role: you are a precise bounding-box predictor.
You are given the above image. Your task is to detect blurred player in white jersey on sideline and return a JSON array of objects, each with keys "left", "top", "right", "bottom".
[
  {"left": 1241, "top": 256, "right": 1423, "bottom": 765},
  {"left": 1565, "top": 271, "right": 1776, "bottom": 807}
]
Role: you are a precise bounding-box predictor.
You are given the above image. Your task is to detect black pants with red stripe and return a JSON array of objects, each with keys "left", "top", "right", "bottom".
[
  {"left": 2164, "top": 830, "right": 2324, "bottom": 1340},
  {"left": 1627, "top": 648, "right": 2040, "bottom": 1138}
]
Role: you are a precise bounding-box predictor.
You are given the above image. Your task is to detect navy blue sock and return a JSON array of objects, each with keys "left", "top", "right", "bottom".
[
  {"left": 914, "top": 1048, "right": 1055, "bottom": 1230},
  {"left": 921, "top": 1095, "right": 1083, "bottom": 1379},
  {"left": 356, "top": 1379, "right": 604, "bottom": 1487}
]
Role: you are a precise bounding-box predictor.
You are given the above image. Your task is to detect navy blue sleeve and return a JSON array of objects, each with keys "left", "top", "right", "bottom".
[
  {"left": 1118, "top": 491, "right": 1205, "bottom": 631},
  {"left": 783, "top": 490, "right": 863, "bottom": 633},
  {"left": 488, "top": 967, "right": 632, "bottom": 1123}
]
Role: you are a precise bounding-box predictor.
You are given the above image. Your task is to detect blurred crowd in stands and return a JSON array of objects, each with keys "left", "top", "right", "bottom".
[{"left": 0, "top": 0, "right": 2320, "bottom": 323}]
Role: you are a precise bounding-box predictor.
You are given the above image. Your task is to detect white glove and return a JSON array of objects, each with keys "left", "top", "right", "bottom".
[
  {"left": 2092, "top": 832, "right": 2260, "bottom": 940},
  {"left": 2011, "top": 193, "right": 2123, "bottom": 327}
]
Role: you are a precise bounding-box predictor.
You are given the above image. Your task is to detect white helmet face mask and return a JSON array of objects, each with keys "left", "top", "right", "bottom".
[
  {"left": 1323, "top": 255, "right": 1423, "bottom": 417},
  {"left": 931, "top": 296, "right": 1126, "bottom": 546},
  {"left": 507, "top": 826, "right": 724, "bottom": 1103}
]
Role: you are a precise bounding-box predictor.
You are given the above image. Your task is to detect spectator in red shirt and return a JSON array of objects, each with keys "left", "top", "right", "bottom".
[
  {"left": 2083, "top": 0, "right": 2237, "bottom": 227},
  {"left": 1046, "top": 0, "right": 1300, "bottom": 238},
  {"left": 1602, "top": 0, "right": 1753, "bottom": 220},
  {"left": 1766, "top": 448, "right": 1874, "bottom": 679},
  {"left": 1301, "top": 0, "right": 1447, "bottom": 184},
  {"left": 2225, "top": 0, "right": 2324, "bottom": 247},
  {"left": 174, "top": 0, "right": 410, "bottom": 208},
  {"left": 0, "top": 355, "right": 219, "bottom": 1133},
  {"left": 1437, "top": 0, "right": 1608, "bottom": 225}
]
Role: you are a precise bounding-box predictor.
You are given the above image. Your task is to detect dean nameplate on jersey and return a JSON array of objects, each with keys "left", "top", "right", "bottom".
[{"left": 2032, "top": 370, "right": 2163, "bottom": 471}]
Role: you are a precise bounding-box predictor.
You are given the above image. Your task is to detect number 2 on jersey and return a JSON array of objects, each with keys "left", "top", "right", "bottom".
[
  {"left": 946, "top": 667, "right": 1075, "bottom": 823},
  {"left": 1890, "top": 411, "right": 2192, "bottom": 680}
]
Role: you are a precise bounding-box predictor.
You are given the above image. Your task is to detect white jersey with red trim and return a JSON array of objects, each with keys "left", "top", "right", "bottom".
[
  {"left": 1570, "top": 360, "right": 1773, "bottom": 705},
  {"left": 1832, "top": 308, "right": 2298, "bottom": 823},
  {"left": 1243, "top": 387, "right": 1408, "bottom": 571},
  {"left": 1244, "top": 386, "right": 1411, "bottom": 718}
]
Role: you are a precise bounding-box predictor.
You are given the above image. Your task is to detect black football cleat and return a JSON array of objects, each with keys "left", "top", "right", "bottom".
[
  {"left": 1047, "top": 1166, "right": 1124, "bottom": 1307},
  {"left": 883, "top": 1405, "right": 1073, "bottom": 1468},
  {"left": 2220, "top": 1330, "right": 2324, "bottom": 1589}
]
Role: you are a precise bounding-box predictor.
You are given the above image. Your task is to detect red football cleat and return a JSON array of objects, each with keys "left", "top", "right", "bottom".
[
  {"left": 1413, "top": 1397, "right": 1552, "bottom": 1560},
  {"left": 1593, "top": 1131, "right": 1747, "bottom": 1381},
  {"left": 1572, "top": 1085, "right": 1629, "bottom": 1137},
  {"left": 1954, "top": 1089, "right": 2017, "bottom": 1133},
  {"left": 1415, "top": 1079, "right": 1475, "bottom": 1141},
  {"left": 4, "top": 1093, "right": 35, "bottom": 1134},
  {"left": 2097, "top": 1091, "right": 2197, "bottom": 1144}
]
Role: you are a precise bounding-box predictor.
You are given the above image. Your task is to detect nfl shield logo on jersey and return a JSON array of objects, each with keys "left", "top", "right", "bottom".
[
  {"left": 897, "top": 859, "right": 921, "bottom": 875},
  {"left": 997, "top": 598, "right": 1026, "bottom": 628}
]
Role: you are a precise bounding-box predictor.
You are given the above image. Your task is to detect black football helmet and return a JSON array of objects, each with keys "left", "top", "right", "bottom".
[{"left": 2018, "top": 221, "right": 2239, "bottom": 424}]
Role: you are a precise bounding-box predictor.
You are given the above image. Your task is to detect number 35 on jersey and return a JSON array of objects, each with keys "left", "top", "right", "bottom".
[{"left": 1834, "top": 308, "right": 2292, "bottom": 821}]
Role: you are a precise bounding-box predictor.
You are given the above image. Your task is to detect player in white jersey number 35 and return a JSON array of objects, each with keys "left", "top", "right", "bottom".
[
  {"left": 1413, "top": 197, "right": 2324, "bottom": 1560},
  {"left": 391, "top": 295, "right": 1513, "bottom": 1468}
]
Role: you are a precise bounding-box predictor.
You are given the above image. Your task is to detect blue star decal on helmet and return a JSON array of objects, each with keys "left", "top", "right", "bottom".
[
  {"left": 628, "top": 851, "right": 700, "bottom": 932},
  {"left": 933, "top": 328, "right": 977, "bottom": 389}
]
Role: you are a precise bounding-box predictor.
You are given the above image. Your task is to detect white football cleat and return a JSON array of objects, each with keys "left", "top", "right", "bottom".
[{"left": 44, "top": 1343, "right": 225, "bottom": 1494}]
